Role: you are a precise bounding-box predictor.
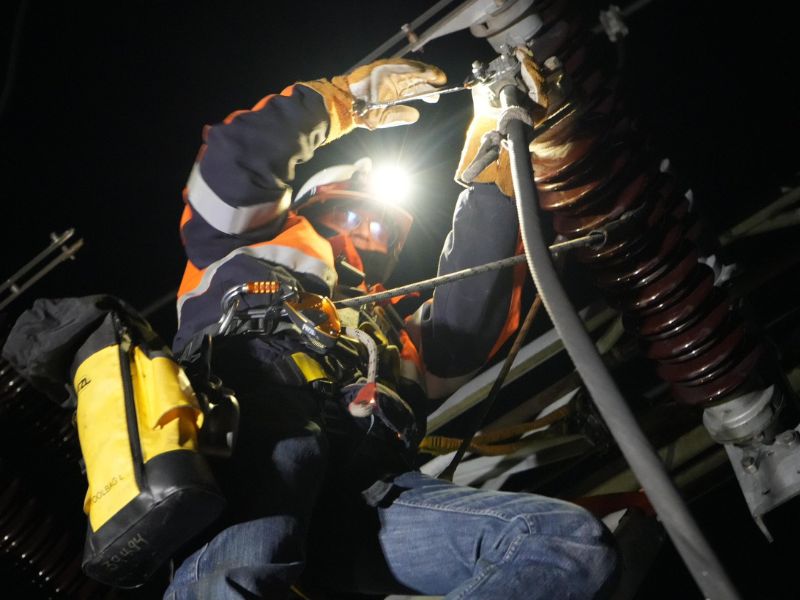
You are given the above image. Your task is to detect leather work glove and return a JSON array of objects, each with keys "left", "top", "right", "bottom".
[
  {"left": 299, "top": 58, "right": 447, "bottom": 143},
  {"left": 455, "top": 47, "right": 547, "bottom": 198}
]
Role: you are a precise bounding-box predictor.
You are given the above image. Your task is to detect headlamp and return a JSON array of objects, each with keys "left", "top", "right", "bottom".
[{"left": 368, "top": 164, "right": 411, "bottom": 205}]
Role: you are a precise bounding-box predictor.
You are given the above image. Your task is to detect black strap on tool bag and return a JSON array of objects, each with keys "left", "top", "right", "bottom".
[{"left": 2, "top": 295, "right": 226, "bottom": 588}]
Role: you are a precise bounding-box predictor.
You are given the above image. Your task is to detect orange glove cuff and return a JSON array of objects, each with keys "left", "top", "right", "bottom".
[
  {"left": 296, "top": 79, "right": 357, "bottom": 144},
  {"left": 455, "top": 114, "right": 515, "bottom": 198}
]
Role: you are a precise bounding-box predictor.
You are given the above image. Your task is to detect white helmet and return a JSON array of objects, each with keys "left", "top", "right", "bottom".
[
  {"left": 294, "top": 157, "right": 375, "bottom": 207},
  {"left": 293, "top": 157, "right": 413, "bottom": 283}
]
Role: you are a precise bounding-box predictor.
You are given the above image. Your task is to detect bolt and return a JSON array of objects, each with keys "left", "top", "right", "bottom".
[
  {"left": 741, "top": 456, "right": 758, "bottom": 473},
  {"left": 544, "top": 56, "right": 562, "bottom": 72},
  {"left": 777, "top": 430, "right": 799, "bottom": 446},
  {"left": 401, "top": 24, "right": 419, "bottom": 45}
]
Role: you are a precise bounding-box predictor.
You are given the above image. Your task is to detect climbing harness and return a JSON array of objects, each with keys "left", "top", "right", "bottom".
[{"left": 218, "top": 280, "right": 341, "bottom": 354}]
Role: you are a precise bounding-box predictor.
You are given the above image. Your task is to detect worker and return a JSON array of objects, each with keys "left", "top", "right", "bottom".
[{"left": 165, "top": 55, "right": 618, "bottom": 599}]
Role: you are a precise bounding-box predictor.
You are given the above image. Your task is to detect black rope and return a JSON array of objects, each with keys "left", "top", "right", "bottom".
[{"left": 438, "top": 294, "right": 542, "bottom": 482}]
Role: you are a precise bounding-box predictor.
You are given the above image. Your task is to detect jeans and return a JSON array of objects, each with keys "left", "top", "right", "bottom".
[
  {"left": 163, "top": 336, "right": 330, "bottom": 598},
  {"left": 165, "top": 469, "right": 617, "bottom": 599},
  {"left": 164, "top": 338, "right": 617, "bottom": 599}
]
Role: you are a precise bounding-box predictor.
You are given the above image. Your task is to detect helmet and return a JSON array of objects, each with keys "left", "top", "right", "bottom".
[{"left": 293, "top": 157, "right": 413, "bottom": 284}]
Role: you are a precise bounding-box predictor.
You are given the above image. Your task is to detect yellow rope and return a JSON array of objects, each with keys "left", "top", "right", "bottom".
[
  {"left": 474, "top": 406, "right": 570, "bottom": 443},
  {"left": 419, "top": 405, "right": 570, "bottom": 456},
  {"left": 289, "top": 585, "right": 314, "bottom": 600}
]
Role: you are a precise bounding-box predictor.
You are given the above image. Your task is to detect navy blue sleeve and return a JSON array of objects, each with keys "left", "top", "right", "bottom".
[
  {"left": 419, "top": 183, "right": 522, "bottom": 378},
  {"left": 182, "top": 85, "right": 331, "bottom": 270}
]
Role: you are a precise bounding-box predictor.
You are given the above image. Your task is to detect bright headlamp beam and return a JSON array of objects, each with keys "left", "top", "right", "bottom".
[{"left": 369, "top": 165, "right": 411, "bottom": 205}]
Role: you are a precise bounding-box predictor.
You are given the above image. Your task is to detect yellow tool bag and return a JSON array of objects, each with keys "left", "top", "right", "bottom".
[{"left": 2, "top": 296, "right": 226, "bottom": 588}]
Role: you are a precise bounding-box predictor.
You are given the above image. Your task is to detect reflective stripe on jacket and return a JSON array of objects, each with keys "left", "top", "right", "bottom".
[
  {"left": 174, "top": 85, "right": 334, "bottom": 351},
  {"left": 173, "top": 79, "right": 525, "bottom": 405},
  {"left": 177, "top": 214, "right": 337, "bottom": 326}
]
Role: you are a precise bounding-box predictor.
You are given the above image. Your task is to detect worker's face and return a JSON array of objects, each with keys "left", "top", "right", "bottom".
[{"left": 315, "top": 204, "right": 396, "bottom": 255}]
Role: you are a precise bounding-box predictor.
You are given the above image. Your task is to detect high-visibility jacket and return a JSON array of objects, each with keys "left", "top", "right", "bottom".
[{"left": 175, "top": 82, "right": 525, "bottom": 402}]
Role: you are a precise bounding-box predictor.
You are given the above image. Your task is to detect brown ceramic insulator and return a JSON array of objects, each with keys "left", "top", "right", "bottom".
[
  {"left": 591, "top": 215, "right": 682, "bottom": 289},
  {"left": 39, "top": 538, "right": 83, "bottom": 596},
  {"left": 533, "top": 128, "right": 605, "bottom": 185},
  {"left": 532, "top": 20, "right": 577, "bottom": 66},
  {"left": 586, "top": 229, "right": 663, "bottom": 287},
  {"left": 584, "top": 180, "right": 690, "bottom": 268},
  {"left": 582, "top": 230, "right": 650, "bottom": 267},
  {"left": 0, "top": 370, "right": 19, "bottom": 387},
  {"left": 0, "top": 377, "right": 90, "bottom": 596},
  {"left": 51, "top": 552, "right": 85, "bottom": 595},
  {"left": 572, "top": 174, "right": 675, "bottom": 264},
  {"left": 532, "top": 111, "right": 587, "bottom": 173},
  {"left": 0, "top": 472, "right": 87, "bottom": 596},
  {"left": 0, "top": 499, "right": 37, "bottom": 549},
  {"left": 538, "top": 148, "right": 630, "bottom": 212},
  {"left": 612, "top": 245, "right": 700, "bottom": 313},
  {"left": 17, "top": 514, "right": 55, "bottom": 565},
  {"left": 0, "top": 368, "right": 79, "bottom": 455},
  {"left": 644, "top": 294, "right": 731, "bottom": 361},
  {"left": 676, "top": 336, "right": 755, "bottom": 389},
  {"left": 631, "top": 265, "right": 716, "bottom": 336},
  {"left": 656, "top": 325, "right": 747, "bottom": 383},
  {"left": 557, "top": 32, "right": 590, "bottom": 75},
  {"left": 0, "top": 361, "right": 12, "bottom": 379},
  {"left": 533, "top": 108, "right": 624, "bottom": 189},
  {"left": 0, "top": 380, "right": 27, "bottom": 405},
  {"left": 552, "top": 167, "right": 651, "bottom": 239},
  {"left": 534, "top": 3, "right": 592, "bottom": 58},
  {"left": 530, "top": 7, "right": 762, "bottom": 406},
  {"left": 37, "top": 530, "right": 73, "bottom": 582},
  {"left": 537, "top": 133, "right": 645, "bottom": 223},
  {"left": 537, "top": 13, "right": 615, "bottom": 93},
  {"left": 671, "top": 342, "right": 764, "bottom": 405}
]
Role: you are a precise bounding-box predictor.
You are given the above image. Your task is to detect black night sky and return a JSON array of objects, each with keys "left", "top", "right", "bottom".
[
  {"left": 2, "top": 1, "right": 800, "bottom": 598},
  {"left": 3, "top": 0, "right": 799, "bottom": 339},
  {"left": 2, "top": 0, "right": 486, "bottom": 338}
]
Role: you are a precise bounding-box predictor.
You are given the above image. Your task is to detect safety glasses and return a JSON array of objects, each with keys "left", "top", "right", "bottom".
[{"left": 324, "top": 206, "right": 399, "bottom": 247}]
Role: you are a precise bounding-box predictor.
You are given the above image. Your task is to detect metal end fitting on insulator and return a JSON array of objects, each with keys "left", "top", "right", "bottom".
[{"left": 485, "top": 47, "right": 522, "bottom": 95}]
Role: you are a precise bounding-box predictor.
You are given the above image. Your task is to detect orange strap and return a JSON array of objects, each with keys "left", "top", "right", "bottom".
[
  {"left": 177, "top": 214, "right": 335, "bottom": 301},
  {"left": 488, "top": 237, "right": 527, "bottom": 360}
]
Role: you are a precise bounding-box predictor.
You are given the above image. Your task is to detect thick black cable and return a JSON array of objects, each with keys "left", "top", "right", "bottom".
[{"left": 501, "top": 84, "right": 741, "bottom": 600}]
